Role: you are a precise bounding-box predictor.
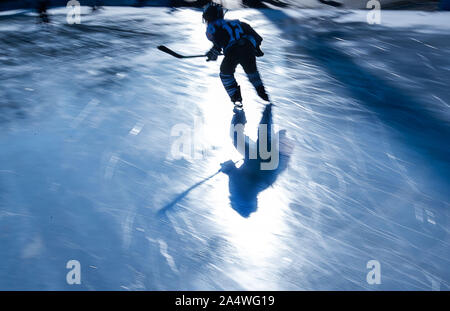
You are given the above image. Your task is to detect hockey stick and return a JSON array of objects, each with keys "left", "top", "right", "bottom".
[
  {"left": 157, "top": 45, "right": 222, "bottom": 59},
  {"left": 157, "top": 45, "right": 207, "bottom": 59}
]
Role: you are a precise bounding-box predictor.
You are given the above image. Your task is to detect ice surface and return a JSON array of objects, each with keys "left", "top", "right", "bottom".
[{"left": 0, "top": 7, "right": 449, "bottom": 290}]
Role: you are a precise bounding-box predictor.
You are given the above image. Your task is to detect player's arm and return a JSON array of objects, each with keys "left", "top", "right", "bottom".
[
  {"left": 241, "top": 22, "right": 263, "bottom": 46},
  {"left": 206, "top": 25, "right": 222, "bottom": 61},
  {"left": 241, "top": 22, "right": 264, "bottom": 57}
]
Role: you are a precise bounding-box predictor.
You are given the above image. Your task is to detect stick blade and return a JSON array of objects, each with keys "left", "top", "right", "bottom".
[{"left": 157, "top": 45, "right": 184, "bottom": 58}]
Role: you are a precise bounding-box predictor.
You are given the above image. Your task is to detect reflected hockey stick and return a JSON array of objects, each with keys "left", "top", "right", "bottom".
[
  {"left": 157, "top": 45, "right": 222, "bottom": 59},
  {"left": 157, "top": 159, "right": 243, "bottom": 216}
]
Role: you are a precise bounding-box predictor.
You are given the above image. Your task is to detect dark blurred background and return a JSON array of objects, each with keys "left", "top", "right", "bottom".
[{"left": 0, "top": 0, "right": 449, "bottom": 12}]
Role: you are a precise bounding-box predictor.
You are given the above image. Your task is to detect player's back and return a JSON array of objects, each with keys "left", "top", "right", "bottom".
[{"left": 206, "top": 19, "right": 250, "bottom": 52}]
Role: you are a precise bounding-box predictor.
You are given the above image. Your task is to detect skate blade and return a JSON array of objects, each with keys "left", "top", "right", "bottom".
[{"left": 233, "top": 102, "right": 243, "bottom": 109}]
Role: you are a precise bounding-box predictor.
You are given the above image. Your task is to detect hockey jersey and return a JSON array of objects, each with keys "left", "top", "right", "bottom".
[{"left": 206, "top": 19, "right": 263, "bottom": 54}]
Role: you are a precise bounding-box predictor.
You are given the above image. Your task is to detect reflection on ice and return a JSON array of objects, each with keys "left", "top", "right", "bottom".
[{"left": 222, "top": 104, "right": 293, "bottom": 217}]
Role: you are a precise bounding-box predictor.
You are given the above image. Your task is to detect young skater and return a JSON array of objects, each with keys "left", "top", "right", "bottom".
[{"left": 203, "top": 2, "right": 270, "bottom": 107}]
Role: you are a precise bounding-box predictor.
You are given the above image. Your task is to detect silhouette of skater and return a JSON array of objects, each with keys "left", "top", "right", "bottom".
[
  {"left": 221, "top": 104, "right": 293, "bottom": 217},
  {"left": 203, "top": 2, "right": 270, "bottom": 107},
  {"left": 90, "top": 0, "right": 103, "bottom": 12},
  {"left": 37, "top": 0, "right": 50, "bottom": 23}
]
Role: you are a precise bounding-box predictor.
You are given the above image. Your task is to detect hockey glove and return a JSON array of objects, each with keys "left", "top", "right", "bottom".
[
  {"left": 255, "top": 45, "right": 264, "bottom": 57},
  {"left": 206, "top": 47, "right": 220, "bottom": 62}
]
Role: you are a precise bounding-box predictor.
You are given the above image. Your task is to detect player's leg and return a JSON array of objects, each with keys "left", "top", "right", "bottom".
[
  {"left": 240, "top": 43, "right": 269, "bottom": 102},
  {"left": 220, "top": 53, "right": 241, "bottom": 103}
]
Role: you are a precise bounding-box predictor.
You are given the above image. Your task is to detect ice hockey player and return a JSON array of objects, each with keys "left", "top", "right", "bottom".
[
  {"left": 203, "top": 2, "right": 270, "bottom": 107},
  {"left": 37, "top": 0, "right": 50, "bottom": 23}
]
